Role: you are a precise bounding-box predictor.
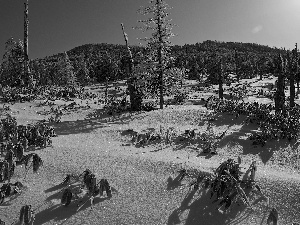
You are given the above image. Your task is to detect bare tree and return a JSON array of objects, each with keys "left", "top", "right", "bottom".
[
  {"left": 274, "top": 54, "right": 285, "bottom": 113},
  {"left": 121, "top": 23, "right": 143, "bottom": 111},
  {"left": 290, "top": 43, "right": 298, "bottom": 105},
  {"left": 23, "top": 0, "right": 33, "bottom": 87}
]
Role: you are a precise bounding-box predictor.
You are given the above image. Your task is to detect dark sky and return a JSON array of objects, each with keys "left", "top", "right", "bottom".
[{"left": 1, "top": 0, "right": 300, "bottom": 60}]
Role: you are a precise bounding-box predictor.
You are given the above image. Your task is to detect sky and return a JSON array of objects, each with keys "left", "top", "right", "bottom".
[{"left": 0, "top": 0, "right": 300, "bottom": 61}]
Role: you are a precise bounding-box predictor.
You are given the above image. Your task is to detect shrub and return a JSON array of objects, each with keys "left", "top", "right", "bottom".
[
  {"left": 173, "top": 91, "right": 189, "bottom": 105},
  {"left": 141, "top": 101, "right": 157, "bottom": 112},
  {"left": 104, "top": 96, "right": 129, "bottom": 115}
]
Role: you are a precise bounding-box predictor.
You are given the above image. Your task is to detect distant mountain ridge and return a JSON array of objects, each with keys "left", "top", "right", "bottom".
[
  {"left": 41, "top": 40, "right": 285, "bottom": 61},
  {"left": 30, "top": 40, "right": 289, "bottom": 85}
]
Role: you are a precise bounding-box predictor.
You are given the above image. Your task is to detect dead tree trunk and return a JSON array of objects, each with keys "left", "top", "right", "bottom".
[
  {"left": 275, "top": 54, "right": 285, "bottom": 114},
  {"left": 290, "top": 50, "right": 295, "bottom": 107},
  {"left": 24, "top": 0, "right": 33, "bottom": 88},
  {"left": 105, "top": 77, "right": 109, "bottom": 104},
  {"left": 234, "top": 49, "right": 239, "bottom": 82},
  {"left": 218, "top": 61, "right": 224, "bottom": 99},
  {"left": 121, "top": 23, "right": 143, "bottom": 111},
  {"left": 293, "top": 43, "right": 299, "bottom": 99},
  {"left": 290, "top": 70, "right": 295, "bottom": 107},
  {"left": 23, "top": 0, "right": 29, "bottom": 87}
]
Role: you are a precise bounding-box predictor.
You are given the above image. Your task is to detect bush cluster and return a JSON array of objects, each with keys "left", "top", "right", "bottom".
[
  {"left": 0, "top": 115, "right": 57, "bottom": 160},
  {"left": 173, "top": 91, "right": 189, "bottom": 105},
  {"left": 206, "top": 96, "right": 300, "bottom": 145},
  {"left": 104, "top": 96, "right": 129, "bottom": 115},
  {"left": 141, "top": 101, "right": 157, "bottom": 111}
]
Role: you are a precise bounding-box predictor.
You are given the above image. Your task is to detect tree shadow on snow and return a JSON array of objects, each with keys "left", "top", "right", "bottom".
[
  {"left": 167, "top": 187, "right": 254, "bottom": 225},
  {"left": 44, "top": 182, "right": 66, "bottom": 194},
  {"left": 166, "top": 173, "right": 186, "bottom": 190},
  {"left": 206, "top": 113, "right": 293, "bottom": 164},
  {"left": 46, "top": 117, "right": 109, "bottom": 136},
  {"left": 44, "top": 107, "right": 144, "bottom": 137},
  {"left": 34, "top": 194, "right": 109, "bottom": 225}
]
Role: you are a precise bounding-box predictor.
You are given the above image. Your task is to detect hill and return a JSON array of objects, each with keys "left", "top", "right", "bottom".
[{"left": 29, "top": 40, "right": 290, "bottom": 86}]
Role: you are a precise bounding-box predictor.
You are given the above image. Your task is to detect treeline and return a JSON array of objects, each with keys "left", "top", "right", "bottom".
[
  {"left": 172, "top": 40, "right": 290, "bottom": 82},
  {"left": 0, "top": 39, "right": 298, "bottom": 87},
  {"left": 33, "top": 43, "right": 144, "bottom": 85}
]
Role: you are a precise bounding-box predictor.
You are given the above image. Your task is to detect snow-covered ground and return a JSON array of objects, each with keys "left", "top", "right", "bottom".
[{"left": 1, "top": 77, "right": 300, "bottom": 224}]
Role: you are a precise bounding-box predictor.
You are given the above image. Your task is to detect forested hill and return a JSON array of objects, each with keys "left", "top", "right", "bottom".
[
  {"left": 30, "top": 40, "right": 289, "bottom": 85},
  {"left": 173, "top": 40, "right": 284, "bottom": 55},
  {"left": 46, "top": 40, "right": 284, "bottom": 63}
]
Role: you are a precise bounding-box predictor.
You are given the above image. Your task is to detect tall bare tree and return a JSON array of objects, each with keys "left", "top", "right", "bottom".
[
  {"left": 274, "top": 54, "right": 285, "bottom": 113},
  {"left": 292, "top": 43, "right": 298, "bottom": 101},
  {"left": 24, "top": 0, "right": 33, "bottom": 87},
  {"left": 219, "top": 60, "right": 224, "bottom": 99},
  {"left": 121, "top": 23, "right": 143, "bottom": 111}
]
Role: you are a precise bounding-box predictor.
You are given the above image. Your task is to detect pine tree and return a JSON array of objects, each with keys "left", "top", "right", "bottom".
[
  {"left": 0, "top": 37, "right": 25, "bottom": 86},
  {"left": 136, "top": 0, "right": 175, "bottom": 109},
  {"left": 76, "top": 53, "right": 90, "bottom": 85},
  {"left": 56, "top": 52, "right": 76, "bottom": 86},
  {"left": 234, "top": 48, "right": 240, "bottom": 81}
]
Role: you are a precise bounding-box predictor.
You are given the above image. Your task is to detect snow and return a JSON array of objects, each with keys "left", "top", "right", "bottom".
[{"left": 1, "top": 77, "right": 300, "bottom": 224}]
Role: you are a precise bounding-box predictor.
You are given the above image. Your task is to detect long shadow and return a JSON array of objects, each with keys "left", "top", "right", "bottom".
[
  {"left": 44, "top": 182, "right": 66, "bottom": 194},
  {"left": 42, "top": 106, "right": 145, "bottom": 137},
  {"left": 211, "top": 113, "right": 248, "bottom": 128},
  {"left": 0, "top": 192, "right": 22, "bottom": 207},
  {"left": 34, "top": 193, "right": 109, "bottom": 224},
  {"left": 258, "top": 138, "right": 291, "bottom": 164},
  {"left": 203, "top": 113, "right": 291, "bottom": 164},
  {"left": 167, "top": 186, "right": 254, "bottom": 225},
  {"left": 48, "top": 118, "right": 108, "bottom": 136},
  {"left": 162, "top": 113, "right": 250, "bottom": 154},
  {"left": 167, "top": 187, "right": 228, "bottom": 225},
  {"left": 166, "top": 173, "right": 185, "bottom": 190},
  {"left": 45, "top": 181, "right": 85, "bottom": 202}
]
